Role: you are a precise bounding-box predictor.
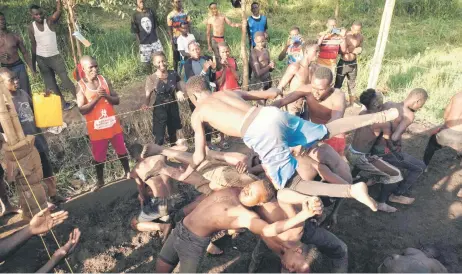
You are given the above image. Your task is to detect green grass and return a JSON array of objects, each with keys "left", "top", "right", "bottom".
[{"left": 2, "top": 0, "right": 462, "bottom": 193}]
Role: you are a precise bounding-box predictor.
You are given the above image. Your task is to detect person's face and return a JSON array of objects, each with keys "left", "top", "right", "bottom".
[
  {"left": 410, "top": 98, "right": 426, "bottom": 112},
  {"left": 305, "top": 45, "right": 320, "bottom": 61},
  {"left": 219, "top": 46, "right": 230, "bottom": 60},
  {"left": 180, "top": 24, "right": 188, "bottom": 35},
  {"left": 82, "top": 60, "right": 99, "bottom": 80},
  {"left": 189, "top": 43, "right": 201, "bottom": 59},
  {"left": 209, "top": 4, "right": 219, "bottom": 16},
  {"left": 251, "top": 4, "right": 260, "bottom": 16},
  {"left": 289, "top": 29, "right": 300, "bottom": 38},
  {"left": 327, "top": 19, "right": 337, "bottom": 30},
  {"left": 1, "top": 72, "right": 19, "bottom": 92},
  {"left": 137, "top": 0, "right": 145, "bottom": 10},
  {"left": 254, "top": 35, "right": 266, "bottom": 49},
  {"left": 311, "top": 77, "right": 331, "bottom": 101},
  {"left": 238, "top": 181, "right": 267, "bottom": 207},
  {"left": 351, "top": 24, "right": 362, "bottom": 35},
  {"left": 153, "top": 55, "right": 168, "bottom": 72},
  {"left": 173, "top": 0, "right": 182, "bottom": 10},
  {"left": 281, "top": 248, "right": 310, "bottom": 273},
  {"left": 0, "top": 15, "right": 6, "bottom": 30},
  {"left": 31, "top": 8, "right": 44, "bottom": 23},
  {"left": 368, "top": 92, "right": 384, "bottom": 113}
]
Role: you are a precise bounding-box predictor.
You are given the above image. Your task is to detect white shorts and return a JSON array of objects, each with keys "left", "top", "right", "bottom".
[{"left": 139, "top": 40, "right": 164, "bottom": 63}]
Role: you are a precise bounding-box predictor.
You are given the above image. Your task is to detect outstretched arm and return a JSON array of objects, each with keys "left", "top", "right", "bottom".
[
  {"left": 235, "top": 198, "right": 322, "bottom": 237},
  {"left": 271, "top": 90, "right": 307, "bottom": 108},
  {"left": 0, "top": 208, "right": 68, "bottom": 262},
  {"left": 178, "top": 113, "right": 207, "bottom": 181},
  {"left": 236, "top": 88, "right": 282, "bottom": 101}
]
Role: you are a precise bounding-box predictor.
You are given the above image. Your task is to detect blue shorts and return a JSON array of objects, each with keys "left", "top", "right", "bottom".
[{"left": 242, "top": 107, "right": 328, "bottom": 188}]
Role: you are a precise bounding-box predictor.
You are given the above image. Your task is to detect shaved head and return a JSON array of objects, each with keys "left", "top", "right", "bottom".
[
  {"left": 80, "top": 55, "right": 95, "bottom": 66},
  {"left": 0, "top": 67, "right": 14, "bottom": 81},
  {"left": 0, "top": 68, "right": 19, "bottom": 92},
  {"left": 80, "top": 56, "right": 99, "bottom": 80}
]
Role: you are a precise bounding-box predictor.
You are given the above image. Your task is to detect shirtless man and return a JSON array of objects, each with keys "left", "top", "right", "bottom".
[
  {"left": 423, "top": 92, "right": 462, "bottom": 197},
  {"left": 378, "top": 248, "right": 448, "bottom": 273},
  {"left": 251, "top": 191, "right": 348, "bottom": 273},
  {"left": 180, "top": 75, "right": 399, "bottom": 211},
  {"left": 277, "top": 40, "right": 319, "bottom": 116},
  {"left": 334, "top": 21, "right": 363, "bottom": 106},
  {"left": 0, "top": 12, "right": 34, "bottom": 96},
  {"left": 272, "top": 67, "right": 348, "bottom": 156},
  {"left": 206, "top": 2, "right": 240, "bottom": 61},
  {"left": 346, "top": 89, "right": 412, "bottom": 213},
  {"left": 372, "top": 89, "right": 428, "bottom": 202},
  {"left": 250, "top": 32, "right": 274, "bottom": 93},
  {"left": 155, "top": 180, "right": 322, "bottom": 273}
]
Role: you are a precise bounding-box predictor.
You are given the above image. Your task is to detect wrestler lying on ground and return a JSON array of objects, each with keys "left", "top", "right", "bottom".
[
  {"left": 128, "top": 144, "right": 211, "bottom": 242},
  {"left": 180, "top": 75, "right": 399, "bottom": 211},
  {"left": 154, "top": 180, "right": 322, "bottom": 273}
]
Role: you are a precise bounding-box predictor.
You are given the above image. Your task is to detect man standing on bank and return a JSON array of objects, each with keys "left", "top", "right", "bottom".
[{"left": 28, "top": 1, "right": 76, "bottom": 110}]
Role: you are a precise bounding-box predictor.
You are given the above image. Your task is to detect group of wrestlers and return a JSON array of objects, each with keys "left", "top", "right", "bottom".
[{"left": 119, "top": 1, "right": 462, "bottom": 273}]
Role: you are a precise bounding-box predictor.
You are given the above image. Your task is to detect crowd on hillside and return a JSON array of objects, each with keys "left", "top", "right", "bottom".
[{"left": 0, "top": 0, "right": 460, "bottom": 272}]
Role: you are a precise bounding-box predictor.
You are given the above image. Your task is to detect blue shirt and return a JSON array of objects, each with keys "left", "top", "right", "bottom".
[{"left": 247, "top": 15, "right": 268, "bottom": 47}]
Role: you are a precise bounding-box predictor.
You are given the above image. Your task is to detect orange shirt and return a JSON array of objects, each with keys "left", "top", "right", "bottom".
[{"left": 78, "top": 75, "right": 122, "bottom": 141}]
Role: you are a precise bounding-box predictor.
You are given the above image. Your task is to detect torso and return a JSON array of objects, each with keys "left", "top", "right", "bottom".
[
  {"left": 32, "top": 19, "right": 59, "bottom": 57},
  {"left": 168, "top": 9, "right": 189, "bottom": 41},
  {"left": 208, "top": 15, "right": 226, "bottom": 37},
  {"left": 147, "top": 70, "right": 179, "bottom": 104},
  {"left": 0, "top": 32, "right": 21, "bottom": 65},
  {"left": 351, "top": 111, "right": 389, "bottom": 153},
  {"left": 252, "top": 48, "right": 271, "bottom": 80},
  {"left": 445, "top": 93, "right": 462, "bottom": 131},
  {"left": 302, "top": 88, "right": 343, "bottom": 124},
  {"left": 183, "top": 188, "right": 250, "bottom": 237},
  {"left": 134, "top": 155, "right": 172, "bottom": 197},
  {"left": 341, "top": 31, "right": 363, "bottom": 62},
  {"left": 289, "top": 62, "right": 317, "bottom": 91},
  {"left": 195, "top": 91, "right": 252, "bottom": 137}
]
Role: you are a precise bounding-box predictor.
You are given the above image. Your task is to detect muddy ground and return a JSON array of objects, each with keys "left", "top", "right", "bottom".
[
  {"left": 1, "top": 82, "right": 462, "bottom": 272},
  {"left": 1, "top": 121, "right": 462, "bottom": 273}
]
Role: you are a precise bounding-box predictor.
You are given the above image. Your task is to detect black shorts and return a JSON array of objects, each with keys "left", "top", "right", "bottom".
[
  {"left": 39, "top": 152, "right": 53, "bottom": 179},
  {"left": 137, "top": 193, "right": 187, "bottom": 222},
  {"left": 158, "top": 220, "right": 210, "bottom": 272}
]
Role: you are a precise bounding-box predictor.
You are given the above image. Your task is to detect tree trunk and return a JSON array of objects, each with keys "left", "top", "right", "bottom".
[
  {"left": 241, "top": 0, "right": 249, "bottom": 90},
  {"left": 367, "top": 0, "right": 396, "bottom": 89},
  {"left": 334, "top": 0, "right": 340, "bottom": 20}
]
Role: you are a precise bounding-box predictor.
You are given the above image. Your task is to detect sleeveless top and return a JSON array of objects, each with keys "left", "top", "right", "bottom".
[
  {"left": 78, "top": 75, "right": 123, "bottom": 141},
  {"left": 319, "top": 39, "right": 341, "bottom": 60},
  {"left": 33, "top": 19, "right": 59, "bottom": 57}
]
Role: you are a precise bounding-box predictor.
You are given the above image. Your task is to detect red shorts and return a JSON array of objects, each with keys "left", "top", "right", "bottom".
[
  {"left": 90, "top": 133, "right": 127, "bottom": 163},
  {"left": 323, "top": 134, "right": 346, "bottom": 156}
]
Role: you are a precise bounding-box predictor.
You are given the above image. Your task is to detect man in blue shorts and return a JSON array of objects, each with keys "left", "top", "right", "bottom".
[{"left": 179, "top": 76, "right": 400, "bottom": 211}]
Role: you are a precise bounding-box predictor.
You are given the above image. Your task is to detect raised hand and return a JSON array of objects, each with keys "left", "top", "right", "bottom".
[{"left": 29, "top": 207, "right": 69, "bottom": 235}]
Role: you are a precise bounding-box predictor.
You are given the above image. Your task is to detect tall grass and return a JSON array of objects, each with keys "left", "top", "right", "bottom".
[{"left": 2, "top": 0, "right": 462, "bottom": 194}]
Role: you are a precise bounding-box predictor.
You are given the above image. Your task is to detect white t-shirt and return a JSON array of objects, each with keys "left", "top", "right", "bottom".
[{"left": 177, "top": 33, "right": 196, "bottom": 55}]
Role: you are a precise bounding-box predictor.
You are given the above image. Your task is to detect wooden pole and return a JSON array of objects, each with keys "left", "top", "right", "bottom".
[
  {"left": 241, "top": 0, "right": 249, "bottom": 91},
  {"left": 334, "top": 0, "right": 340, "bottom": 20},
  {"left": 67, "top": 0, "right": 82, "bottom": 58},
  {"left": 367, "top": 0, "right": 396, "bottom": 89},
  {"left": 65, "top": 4, "right": 78, "bottom": 67},
  {"left": 0, "top": 84, "right": 20, "bottom": 146}
]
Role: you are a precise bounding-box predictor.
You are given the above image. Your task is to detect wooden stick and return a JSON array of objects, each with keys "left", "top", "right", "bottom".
[
  {"left": 65, "top": 2, "right": 78, "bottom": 68},
  {"left": 367, "top": 0, "right": 396, "bottom": 89},
  {"left": 2, "top": 89, "right": 26, "bottom": 140},
  {"left": 67, "top": 1, "right": 82, "bottom": 58},
  {"left": 240, "top": 0, "right": 249, "bottom": 90}
]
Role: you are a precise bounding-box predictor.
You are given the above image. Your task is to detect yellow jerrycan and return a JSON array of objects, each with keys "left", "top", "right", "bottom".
[{"left": 32, "top": 93, "right": 63, "bottom": 128}]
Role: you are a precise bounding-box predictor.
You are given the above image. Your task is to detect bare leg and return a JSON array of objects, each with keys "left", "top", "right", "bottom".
[
  {"left": 326, "top": 108, "right": 399, "bottom": 138},
  {"left": 305, "top": 144, "right": 352, "bottom": 184},
  {"left": 130, "top": 217, "right": 172, "bottom": 243},
  {"left": 278, "top": 181, "right": 377, "bottom": 211}
]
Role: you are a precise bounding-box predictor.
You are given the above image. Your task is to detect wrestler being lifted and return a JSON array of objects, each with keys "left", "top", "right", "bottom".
[{"left": 179, "top": 76, "right": 399, "bottom": 211}]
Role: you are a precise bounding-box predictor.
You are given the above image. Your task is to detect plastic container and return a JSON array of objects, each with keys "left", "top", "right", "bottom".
[{"left": 32, "top": 93, "right": 63, "bottom": 128}]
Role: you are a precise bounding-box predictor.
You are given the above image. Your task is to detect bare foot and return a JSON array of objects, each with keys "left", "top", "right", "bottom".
[
  {"left": 160, "top": 223, "right": 173, "bottom": 244},
  {"left": 207, "top": 242, "right": 224, "bottom": 255},
  {"left": 457, "top": 189, "right": 462, "bottom": 198},
  {"left": 170, "top": 144, "right": 188, "bottom": 152},
  {"left": 350, "top": 182, "right": 378, "bottom": 211},
  {"left": 1, "top": 205, "right": 22, "bottom": 217},
  {"left": 389, "top": 194, "right": 415, "bottom": 205},
  {"left": 383, "top": 108, "right": 399, "bottom": 122},
  {"left": 175, "top": 138, "right": 188, "bottom": 148},
  {"left": 130, "top": 217, "right": 139, "bottom": 231},
  {"left": 377, "top": 202, "right": 397, "bottom": 213},
  {"left": 142, "top": 143, "right": 164, "bottom": 158}
]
